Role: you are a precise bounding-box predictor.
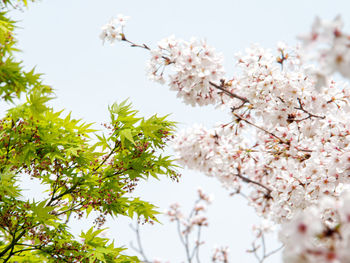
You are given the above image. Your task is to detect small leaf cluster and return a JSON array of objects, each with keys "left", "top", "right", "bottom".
[
  {"left": 0, "top": 2, "right": 46, "bottom": 103},
  {"left": 0, "top": 1, "right": 34, "bottom": 9}
]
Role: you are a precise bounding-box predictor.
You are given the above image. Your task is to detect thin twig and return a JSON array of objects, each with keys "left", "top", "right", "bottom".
[
  {"left": 294, "top": 98, "right": 325, "bottom": 121},
  {"left": 250, "top": 230, "right": 284, "bottom": 263},
  {"left": 233, "top": 113, "right": 287, "bottom": 145},
  {"left": 129, "top": 223, "right": 151, "bottom": 263},
  {"left": 195, "top": 227, "right": 202, "bottom": 263},
  {"left": 261, "top": 234, "right": 266, "bottom": 260},
  {"left": 264, "top": 244, "right": 284, "bottom": 259},
  {"left": 47, "top": 141, "right": 120, "bottom": 206},
  {"left": 122, "top": 38, "right": 151, "bottom": 50},
  {"left": 230, "top": 188, "right": 249, "bottom": 200},
  {"left": 209, "top": 81, "right": 249, "bottom": 104},
  {"left": 235, "top": 173, "right": 272, "bottom": 198},
  {"left": 0, "top": 230, "right": 26, "bottom": 260}
]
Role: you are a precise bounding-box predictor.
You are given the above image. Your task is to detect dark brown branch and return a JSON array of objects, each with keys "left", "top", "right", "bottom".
[
  {"left": 233, "top": 113, "right": 287, "bottom": 145},
  {"left": 47, "top": 141, "right": 121, "bottom": 206},
  {"left": 12, "top": 247, "right": 38, "bottom": 255},
  {"left": 209, "top": 81, "right": 249, "bottom": 104},
  {"left": 294, "top": 98, "right": 325, "bottom": 121},
  {"left": 122, "top": 38, "right": 151, "bottom": 51},
  {"left": 0, "top": 230, "right": 25, "bottom": 260},
  {"left": 235, "top": 172, "right": 272, "bottom": 198},
  {"left": 231, "top": 101, "right": 247, "bottom": 112}
]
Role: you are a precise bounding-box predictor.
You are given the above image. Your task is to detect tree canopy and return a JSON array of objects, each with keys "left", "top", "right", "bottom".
[{"left": 0, "top": 1, "right": 178, "bottom": 262}]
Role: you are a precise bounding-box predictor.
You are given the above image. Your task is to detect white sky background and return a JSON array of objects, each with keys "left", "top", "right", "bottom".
[{"left": 8, "top": 0, "right": 350, "bottom": 262}]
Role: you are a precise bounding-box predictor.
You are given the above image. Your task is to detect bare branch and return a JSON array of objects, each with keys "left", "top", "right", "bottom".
[
  {"left": 129, "top": 223, "right": 151, "bottom": 263},
  {"left": 249, "top": 231, "right": 284, "bottom": 263}
]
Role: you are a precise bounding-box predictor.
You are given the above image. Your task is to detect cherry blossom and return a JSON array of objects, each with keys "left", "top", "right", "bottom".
[
  {"left": 212, "top": 246, "right": 229, "bottom": 263},
  {"left": 172, "top": 41, "right": 350, "bottom": 225},
  {"left": 100, "top": 14, "right": 129, "bottom": 44},
  {"left": 281, "top": 190, "right": 350, "bottom": 263},
  {"left": 147, "top": 36, "right": 225, "bottom": 106},
  {"left": 103, "top": 14, "right": 350, "bottom": 263},
  {"left": 299, "top": 16, "right": 350, "bottom": 79}
]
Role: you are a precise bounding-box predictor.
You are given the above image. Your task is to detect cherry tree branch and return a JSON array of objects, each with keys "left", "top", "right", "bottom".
[
  {"left": 294, "top": 98, "right": 325, "bottom": 122},
  {"left": 235, "top": 172, "right": 272, "bottom": 198},
  {"left": 175, "top": 217, "right": 192, "bottom": 263},
  {"left": 249, "top": 231, "right": 284, "bottom": 263},
  {"left": 129, "top": 223, "right": 152, "bottom": 263},
  {"left": 233, "top": 113, "right": 288, "bottom": 145},
  {"left": 209, "top": 81, "right": 250, "bottom": 104},
  {"left": 122, "top": 37, "right": 151, "bottom": 51}
]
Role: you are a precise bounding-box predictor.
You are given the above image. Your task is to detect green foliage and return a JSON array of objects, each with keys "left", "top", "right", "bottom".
[
  {"left": 0, "top": 5, "right": 46, "bottom": 103},
  {"left": 0, "top": 0, "right": 34, "bottom": 9},
  {"left": 0, "top": 3, "right": 179, "bottom": 263}
]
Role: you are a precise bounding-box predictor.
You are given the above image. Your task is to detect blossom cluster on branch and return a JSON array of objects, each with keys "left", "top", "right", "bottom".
[
  {"left": 299, "top": 15, "right": 350, "bottom": 80},
  {"left": 280, "top": 190, "right": 350, "bottom": 262},
  {"left": 130, "top": 188, "right": 230, "bottom": 263},
  {"left": 102, "top": 15, "right": 350, "bottom": 263},
  {"left": 147, "top": 36, "right": 225, "bottom": 106}
]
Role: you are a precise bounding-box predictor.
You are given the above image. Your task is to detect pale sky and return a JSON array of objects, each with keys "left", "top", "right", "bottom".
[{"left": 9, "top": 0, "right": 350, "bottom": 262}]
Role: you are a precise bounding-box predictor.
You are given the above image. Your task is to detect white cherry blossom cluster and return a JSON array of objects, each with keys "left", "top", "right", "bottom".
[
  {"left": 172, "top": 123, "right": 252, "bottom": 191},
  {"left": 100, "top": 14, "right": 129, "bottom": 44},
  {"left": 103, "top": 14, "right": 350, "bottom": 263},
  {"left": 299, "top": 16, "right": 350, "bottom": 80},
  {"left": 280, "top": 190, "right": 350, "bottom": 263},
  {"left": 147, "top": 36, "right": 225, "bottom": 106},
  {"left": 173, "top": 42, "right": 350, "bottom": 224}
]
